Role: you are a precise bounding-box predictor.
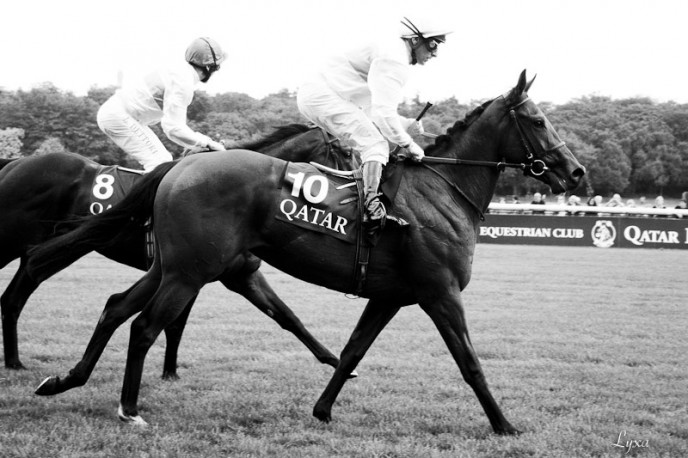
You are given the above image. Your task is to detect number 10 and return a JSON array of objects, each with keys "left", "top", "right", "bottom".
[{"left": 287, "top": 172, "right": 328, "bottom": 204}]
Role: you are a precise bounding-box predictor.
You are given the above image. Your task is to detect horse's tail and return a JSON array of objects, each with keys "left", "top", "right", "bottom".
[{"left": 26, "top": 160, "right": 179, "bottom": 283}]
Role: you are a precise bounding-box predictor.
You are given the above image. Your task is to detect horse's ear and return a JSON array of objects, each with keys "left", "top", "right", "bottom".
[
  {"left": 525, "top": 74, "right": 537, "bottom": 93},
  {"left": 505, "top": 70, "right": 528, "bottom": 105},
  {"left": 515, "top": 70, "right": 528, "bottom": 94}
]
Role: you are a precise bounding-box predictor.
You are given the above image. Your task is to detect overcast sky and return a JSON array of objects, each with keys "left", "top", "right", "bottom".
[{"left": 2, "top": 0, "right": 687, "bottom": 105}]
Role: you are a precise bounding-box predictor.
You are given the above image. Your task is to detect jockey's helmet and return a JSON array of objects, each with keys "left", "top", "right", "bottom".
[
  {"left": 400, "top": 17, "right": 453, "bottom": 52},
  {"left": 185, "top": 37, "right": 226, "bottom": 81}
]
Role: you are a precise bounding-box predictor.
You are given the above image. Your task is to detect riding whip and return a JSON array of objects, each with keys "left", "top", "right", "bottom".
[{"left": 395, "top": 101, "right": 434, "bottom": 159}]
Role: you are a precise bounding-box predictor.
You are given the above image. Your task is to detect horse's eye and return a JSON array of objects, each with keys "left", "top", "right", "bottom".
[{"left": 534, "top": 119, "right": 546, "bottom": 128}]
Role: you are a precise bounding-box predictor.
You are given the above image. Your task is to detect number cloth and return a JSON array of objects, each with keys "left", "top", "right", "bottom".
[
  {"left": 275, "top": 162, "right": 360, "bottom": 243},
  {"left": 88, "top": 166, "right": 144, "bottom": 215}
]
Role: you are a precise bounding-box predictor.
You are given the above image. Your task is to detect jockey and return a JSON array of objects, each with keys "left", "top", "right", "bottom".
[
  {"left": 97, "top": 37, "right": 226, "bottom": 172},
  {"left": 297, "top": 17, "right": 452, "bottom": 238}
]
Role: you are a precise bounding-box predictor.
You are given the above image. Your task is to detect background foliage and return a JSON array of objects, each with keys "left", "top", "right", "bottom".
[{"left": 1, "top": 84, "right": 687, "bottom": 197}]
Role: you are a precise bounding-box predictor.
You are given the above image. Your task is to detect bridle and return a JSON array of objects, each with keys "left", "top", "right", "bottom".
[
  {"left": 420, "top": 96, "right": 565, "bottom": 177},
  {"left": 417, "top": 95, "right": 566, "bottom": 219}
]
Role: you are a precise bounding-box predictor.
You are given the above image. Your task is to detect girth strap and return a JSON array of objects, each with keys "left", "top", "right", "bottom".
[
  {"left": 351, "top": 168, "right": 371, "bottom": 295},
  {"left": 144, "top": 218, "right": 155, "bottom": 269}
]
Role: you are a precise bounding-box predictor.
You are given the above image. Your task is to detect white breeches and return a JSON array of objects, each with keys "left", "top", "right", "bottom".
[
  {"left": 97, "top": 97, "right": 173, "bottom": 172},
  {"left": 297, "top": 79, "right": 389, "bottom": 165}
]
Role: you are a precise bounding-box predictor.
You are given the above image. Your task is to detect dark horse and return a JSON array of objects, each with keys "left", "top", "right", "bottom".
[
  {"left": 0, "top": 124, "right": 355, "bottom": 374},
  {"left": 28, "top": 71, "right": 584, "bottom": 433}
]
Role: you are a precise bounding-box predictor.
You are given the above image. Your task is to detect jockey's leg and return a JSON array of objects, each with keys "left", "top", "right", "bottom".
[
  {"left": 97, "top": 97, "right": 172, "bottom": 172},
  {"left": 361, "top": 160, "right": 386, "bottom": 241}
]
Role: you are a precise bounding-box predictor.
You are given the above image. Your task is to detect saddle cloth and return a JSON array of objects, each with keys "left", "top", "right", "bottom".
[
  {"left": 87, "top": 165, "right": 144, "bottom": 215},
  {"left": 275, "top": 162, "right": 360, "bottom": 244}
]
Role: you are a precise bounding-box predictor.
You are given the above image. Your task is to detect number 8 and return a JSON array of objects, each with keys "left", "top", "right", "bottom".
[{"left": 93, "top": 173, "right": 115, "bottom": 200}]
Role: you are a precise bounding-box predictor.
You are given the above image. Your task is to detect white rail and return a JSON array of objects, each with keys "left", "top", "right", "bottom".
[{"left": 487, "top": 203, "right": 688, "bottom": 218}]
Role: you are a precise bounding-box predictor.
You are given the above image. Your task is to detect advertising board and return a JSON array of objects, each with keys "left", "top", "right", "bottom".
[{"left": 479, "top": 214, "right": 688, "bottom": 249}]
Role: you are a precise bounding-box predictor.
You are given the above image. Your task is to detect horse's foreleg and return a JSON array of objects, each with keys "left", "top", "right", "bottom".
[
  {"left": 1, "top": 260, "right": 37, "bottom": 369},
  {"left": 35, "top": 270, "right": 161, "bottom": 396},
  {"left": 419, "top": 292, "right": 520, "bottom": 435},
  {"left": 313, "top": 299, "right": 400, "bottom": 423},
  {"left": 161, "top": 295, "right": 197, "bottom": 380},
  {"left": 220, "top": 270, "right": 341, "bottom": 370},
  {"left": 118, "top": 277, "right": 200, "bottom": 426}
]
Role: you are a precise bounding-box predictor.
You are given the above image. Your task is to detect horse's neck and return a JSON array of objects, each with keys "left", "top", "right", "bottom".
[{"left": 433, "top": 123, "right": 503, "bottom": 214}]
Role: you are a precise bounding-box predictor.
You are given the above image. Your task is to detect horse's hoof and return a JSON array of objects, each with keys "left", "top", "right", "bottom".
[
  {"left": 118, "top": 404, "right": 148, "bottom": 427},
  {"left": 5, "top": 361, "right": 26, "bottom": 370},
  {"left": 312, "top": 404, "right": 332, "bottom": 423},
  {"left": 35, "top": 376, "right": 59, "bottom": 396},
  {"left": 161, "top": 371, "right": 180, "bottom": 381},
  {"left": 496, "top": 424, "right": 522, "bottom": 435},
  {"left": 347, "top": 370, "right": 358, "bottom": 379}
]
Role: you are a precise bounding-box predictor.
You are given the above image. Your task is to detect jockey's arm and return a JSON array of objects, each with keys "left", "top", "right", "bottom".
[
  {"left": 160, "top": 76, "right": 217, "bottom": 150},
  {"left": 368, "top": 58, "right": 414, "bottom": 148}
]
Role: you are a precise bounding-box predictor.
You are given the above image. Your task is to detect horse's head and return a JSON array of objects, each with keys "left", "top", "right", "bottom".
[{"left": 498, "top": 70, "right": 585, "bottom": 193}]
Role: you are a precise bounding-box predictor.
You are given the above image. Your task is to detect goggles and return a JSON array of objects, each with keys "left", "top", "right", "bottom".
[{"left": 424, "top": 36, "right": 445, "bottom": 52}]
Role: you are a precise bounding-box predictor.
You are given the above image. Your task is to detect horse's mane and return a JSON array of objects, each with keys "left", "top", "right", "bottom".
[
  {"left": 0, "top": 157, "right": 18, "bottom": 171},
  {"left": 428, "top": 99, "right": 495, "bottom": 153},
  {"left": 235, "top": 124, "right": 311, "bottom": 151}
]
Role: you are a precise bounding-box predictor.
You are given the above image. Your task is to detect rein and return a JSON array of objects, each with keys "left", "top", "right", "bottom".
[
  {"left": 420, "top": 163, "right": 487, "bottom": 220},
  {"left": 318, "top": 127, "right": 354, "bottom": 170}
]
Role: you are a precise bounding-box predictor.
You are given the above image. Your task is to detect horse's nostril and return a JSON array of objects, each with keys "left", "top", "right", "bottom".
[{"left": 572, "top": 167, "right": 585, "bottom": 180}]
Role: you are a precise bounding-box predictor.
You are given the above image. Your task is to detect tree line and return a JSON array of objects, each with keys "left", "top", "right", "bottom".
[{"left": 1, "top": 83, "right": 687, "bottom": 198}]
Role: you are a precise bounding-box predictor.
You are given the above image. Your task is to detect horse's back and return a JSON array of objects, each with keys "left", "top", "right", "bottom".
[
  {"left": 0, "top": 153, "right": 100, "bottom": 262},
  {"left": 160, "top": 149, "right": 284, "bottom": 194},
  {"left": 154, "top": 150, "right": 286, "bottom": 263}
]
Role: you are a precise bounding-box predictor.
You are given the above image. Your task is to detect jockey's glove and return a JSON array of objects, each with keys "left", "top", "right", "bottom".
[
  {"left": 207, "top": 139, "right": 226, "bottom": 151},
  {"left": 406, "top": 120, "right": 425, "bottom": 136},
  {"left": 405, "top": 141, "right": 425, "bottom": 162}
]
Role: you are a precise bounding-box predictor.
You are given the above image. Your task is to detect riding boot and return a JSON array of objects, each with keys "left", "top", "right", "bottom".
[{"left": 362, "top": 161, "right": 386, "bottom": 244}]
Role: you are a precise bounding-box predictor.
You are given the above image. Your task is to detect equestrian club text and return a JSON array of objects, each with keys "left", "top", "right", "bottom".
[{"left": 480, "top": 225, "right": 688, "bottom": 245}]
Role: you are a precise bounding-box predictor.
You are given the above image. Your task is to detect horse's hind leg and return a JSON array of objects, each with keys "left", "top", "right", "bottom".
[
  {"left": 161, "top": 296, "right": 197, "bottom": 380},
  {"left": 118, "top": 276, "right": 201, "bottom": 425},
  {"left": 419, "top": 290, "right": 519, "bottom": 435},
  {"left": 1, "top": 259, "right": 37, "bottom": 369},
  {"left": 313, "top": 298, "right": 400, "bottom": 423},
  {"left": 220, "top": 269, "right": 341, "bottom": 370},
  {"left": 34, "top": 268, "right": 162, "bottom": 396}
]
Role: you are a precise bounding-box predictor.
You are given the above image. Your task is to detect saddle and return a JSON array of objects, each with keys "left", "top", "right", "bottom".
[
  {"left": 87, "top": 165, "right": 155, "bottom": 267},
  {"left": 276, "top": 161, "right": 408, "bottom": 295}
]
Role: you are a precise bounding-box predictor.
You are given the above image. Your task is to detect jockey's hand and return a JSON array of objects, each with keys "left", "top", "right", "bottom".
[
  {"left": 206, "top": 139, "right": 225, "bottom": 151},
  {"left": 406, "top": 120, "right": 425, "bottom": 136},
  {"left": 182, "top": 146, "right": 206, "bottom": 157},
  {"left": 405, "top": 141, "right": 425, "bottom": 162}
]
